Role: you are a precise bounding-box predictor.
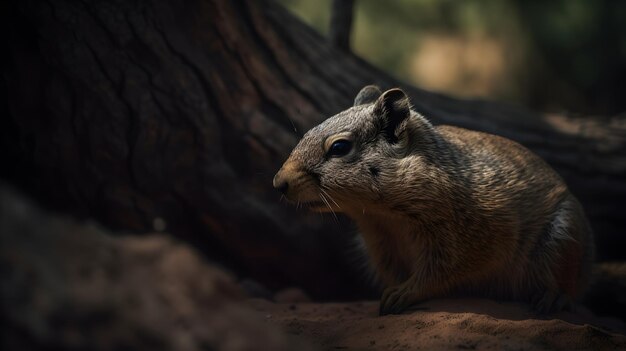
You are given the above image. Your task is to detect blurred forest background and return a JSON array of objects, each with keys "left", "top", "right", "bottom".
[{"left": 279, "top": 0, "right": 626, "bottom": 115}]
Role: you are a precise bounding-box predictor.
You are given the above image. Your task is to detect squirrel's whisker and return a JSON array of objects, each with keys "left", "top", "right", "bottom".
[
  {"left": 319, "top": 192, "right": 338, "bottom": 222},
  {"left": 321, "top": 188, "right": 341, "bottom": 209}
]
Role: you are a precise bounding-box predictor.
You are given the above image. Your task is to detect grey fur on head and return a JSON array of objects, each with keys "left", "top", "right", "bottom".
[
  {"left": 354, "top": 85, "right": 382, "bottom": 106},
  {"left": 273, "top": 86, "right": 437, "bottom": 210}
]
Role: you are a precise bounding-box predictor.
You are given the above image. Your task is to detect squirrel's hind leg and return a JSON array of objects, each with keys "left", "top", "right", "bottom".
[{"left": 528, "top": 195, "right": 592, "bottom": 314}]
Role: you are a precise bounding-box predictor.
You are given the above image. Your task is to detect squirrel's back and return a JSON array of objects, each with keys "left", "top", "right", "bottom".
[{"left": 432, "top": 125, "right": 593, "bottom": 302}]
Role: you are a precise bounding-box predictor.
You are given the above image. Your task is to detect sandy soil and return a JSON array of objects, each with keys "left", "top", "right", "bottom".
[{"left": 248, "top": 298, "right": 626, "bottom": 350}]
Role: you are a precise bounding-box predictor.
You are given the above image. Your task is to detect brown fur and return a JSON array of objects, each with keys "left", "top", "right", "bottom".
[{"left": 274, "top": 86, "right": 594, "bottom": 315}]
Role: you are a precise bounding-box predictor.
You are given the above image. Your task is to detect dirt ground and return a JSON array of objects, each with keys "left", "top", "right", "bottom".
[
  {"left": 3, "top": 183, "right": 626, "bottom": 351},
  {"left": 248, "top": 298, "right": 626, "bottom": 350}
]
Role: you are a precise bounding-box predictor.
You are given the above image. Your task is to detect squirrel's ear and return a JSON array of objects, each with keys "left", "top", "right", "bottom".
[
  {"left": 354, "top": 85, "right": 382, "bottom": 106},
  {"left": 374, "top": 88, "right": 411, "bottom": 143}
]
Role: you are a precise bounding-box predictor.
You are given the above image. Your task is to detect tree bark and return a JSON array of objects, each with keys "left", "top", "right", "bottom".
[{"left": 2, "top": 0, "right": 625, "bottom": 299}]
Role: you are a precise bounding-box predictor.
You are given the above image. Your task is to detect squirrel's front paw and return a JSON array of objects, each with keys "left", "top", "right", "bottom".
[
  {"left": 531, "top": 290, "right": 572, "bottom": 314},
  {"left": 379, "top": 285, "right": 414, "bottom": 316}
]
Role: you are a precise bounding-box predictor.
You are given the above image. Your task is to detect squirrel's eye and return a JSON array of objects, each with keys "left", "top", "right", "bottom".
[{"left": 328, "top": 139, "right": 352, "bottom": 157}]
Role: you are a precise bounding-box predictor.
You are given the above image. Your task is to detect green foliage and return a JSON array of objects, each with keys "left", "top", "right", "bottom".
[{"left": 276, "top": 0, "right": 626, "bottom": 114}]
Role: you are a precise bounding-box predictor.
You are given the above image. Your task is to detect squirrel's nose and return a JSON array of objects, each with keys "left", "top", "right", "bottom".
[{"left": 273, "top": 173, "right": 289, "bottom": 194}]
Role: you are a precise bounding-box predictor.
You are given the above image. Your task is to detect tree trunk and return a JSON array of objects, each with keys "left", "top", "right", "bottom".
[
  {"left": 2, "top": 0, "right": 625, "bottom": 299},
  {"left": 329, "top": 0, "right": 355, "bottom": 51}
]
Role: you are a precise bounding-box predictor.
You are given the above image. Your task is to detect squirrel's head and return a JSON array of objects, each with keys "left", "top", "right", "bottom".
[{"left": 273, "top": 86, "right": 436, "bottom": 214}]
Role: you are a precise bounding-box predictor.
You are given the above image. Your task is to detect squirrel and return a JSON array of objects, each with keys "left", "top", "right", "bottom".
[{"left": 273, "top": 85, "right": 595, "bottom": 316}]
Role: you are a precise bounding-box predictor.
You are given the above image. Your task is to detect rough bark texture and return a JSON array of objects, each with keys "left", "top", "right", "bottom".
[{"left": 2, "top": 0, "right": 625, "bottom": 300}]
